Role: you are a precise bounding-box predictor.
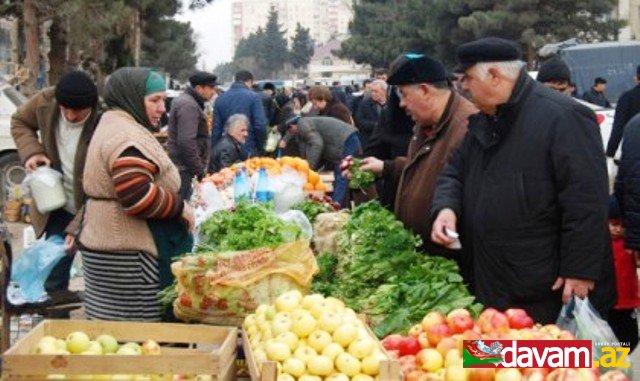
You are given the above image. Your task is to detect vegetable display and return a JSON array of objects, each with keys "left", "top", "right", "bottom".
[
  {"left": 348, "top": 159, "right": 376, "bottom": 190},
  {"left": 312, "top": 201, "right": 480, "bottom": 337}
]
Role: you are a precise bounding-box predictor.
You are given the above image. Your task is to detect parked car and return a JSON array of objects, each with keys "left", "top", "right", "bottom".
[{"left": 0, "top": 84, "right": 26, "bottom": 205}]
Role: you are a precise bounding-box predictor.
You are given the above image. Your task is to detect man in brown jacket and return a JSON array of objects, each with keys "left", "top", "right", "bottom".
[
  {"left": 343, "top": 53, "right": 477, "bottom": 258},
  {"left": 11, "top": 70, "right": 99, "bottom": 294}
]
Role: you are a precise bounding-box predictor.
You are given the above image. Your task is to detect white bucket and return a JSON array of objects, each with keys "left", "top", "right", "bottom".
[{"left": 24, "top": 166, "right": 67, "bottom": 214}]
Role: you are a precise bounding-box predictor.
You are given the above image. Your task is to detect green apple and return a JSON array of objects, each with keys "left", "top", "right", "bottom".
[
  {"left": 116, "top": 346, "right": 140, "bottom": 356},
  {"left": 55, "top": 339, "right": 67, "bottom": 351},
  {"left": 122, "top": 342, "right": 142, "bottom": 355},
  {"left": 65, "top": 331, "right": 91, "bottom": 354},
  {"left": 96, "top": 335, "right": 118, "bottom": 354}
]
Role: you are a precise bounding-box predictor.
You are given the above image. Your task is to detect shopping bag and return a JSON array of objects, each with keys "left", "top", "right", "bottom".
[{"left": 11, "top": 235, "right": 66, "bottom": 302}]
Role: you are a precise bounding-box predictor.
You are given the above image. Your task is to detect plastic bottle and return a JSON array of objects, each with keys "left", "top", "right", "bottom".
[
  {"left": 234, "top": 166, "right": 250, "bottom": 202},
  {"left": 255, "top": 167, "right": 272, "bottom": 203}
]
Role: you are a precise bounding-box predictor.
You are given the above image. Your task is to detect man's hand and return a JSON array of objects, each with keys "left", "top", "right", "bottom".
[
  {"left": 340, "top": 155, "right": 355, "bottom": 178},
  {"left": 431, "top": 208, "right": 457, "bottom": 247},
  {"left": 24, "top": 154, "right": 51, "bottom": 171},
  {"left": 64, "top": 234, "right": 77, "bottom": 256},
  {"left": 359, "top": 157, "right": 384, "bottom": 176},
  {"left": 552, "top": 277, "right": 595, "bottom": 304},
  {"left": 181, "top": 202, "right": 195, "bottom": 232}
]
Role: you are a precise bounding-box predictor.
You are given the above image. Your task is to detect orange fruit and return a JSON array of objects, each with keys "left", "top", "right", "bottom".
[
  {"left": 296, "top": 159, "right": 310, "bottom": 175},
  {"left": 315, "top": 182, "right": 328, "bottom": 192},
  {"left": 303, "top": 183, "right": 314, "bottom": 191},
  {"left": 308, "top": 171, "right": 320, "bottom": 185}
]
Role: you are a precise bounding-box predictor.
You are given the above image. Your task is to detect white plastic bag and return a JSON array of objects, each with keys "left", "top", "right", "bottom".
[{"left": 278, "top": 210, "right": 313, "bottom": 239}]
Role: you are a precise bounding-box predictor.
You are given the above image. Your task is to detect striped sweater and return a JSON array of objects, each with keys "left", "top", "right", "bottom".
[{"left": 111, "top": 148, "right": 183, "bottom": 219}]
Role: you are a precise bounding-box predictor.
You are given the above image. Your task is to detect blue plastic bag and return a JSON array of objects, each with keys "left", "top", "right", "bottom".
[{"left": 11, "top": 235, "right": 66, "bottom": 302}]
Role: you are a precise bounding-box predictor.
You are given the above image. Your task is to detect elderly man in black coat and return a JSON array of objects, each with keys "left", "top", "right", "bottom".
[{"left": 431, "top": 37, "right": 616, "bottom": 324}]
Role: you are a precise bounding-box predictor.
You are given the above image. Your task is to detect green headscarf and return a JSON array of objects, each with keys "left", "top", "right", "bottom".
[{"left": 103, "top": 67, "right": 166, "bottom": 131}]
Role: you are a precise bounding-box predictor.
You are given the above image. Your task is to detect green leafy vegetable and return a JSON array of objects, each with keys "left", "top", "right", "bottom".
[
  {"left": 291, "top": 200, "right": 333, "bottom": 223},
  {"left": 348, "top": 158, "right": 376, "bottom": 190}
]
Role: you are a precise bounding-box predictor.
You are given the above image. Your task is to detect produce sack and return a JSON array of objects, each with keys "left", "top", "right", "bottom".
[
  {"left": 172, "top": 239, "right": 317, "bottom": 325},
  {"left": 312, "top": 211, "right": 350, "bottom": 254},
  {"left": 11, "top": 235, "right": 66, "bottom": 302},
  {"left": 557, "top": 296, "right": 631, "bottom": 375}
]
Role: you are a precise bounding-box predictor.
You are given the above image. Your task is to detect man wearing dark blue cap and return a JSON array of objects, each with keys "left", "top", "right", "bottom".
[
  {"left": 167, "top": 70, "right": 217, "bottom": 199},
  {"left": 343, "top": 52, "right": 476, "bottom": 257},
  {"left": 431, "top": 37, "right": 615, "bottom": 324}
]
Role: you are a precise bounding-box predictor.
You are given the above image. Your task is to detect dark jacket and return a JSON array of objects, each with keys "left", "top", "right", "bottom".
[
  {"left": 330, "top": 86, "right": 348, "bottom": 105},
  {"left": 615, "top": 114, "right": 640, "bottom": 249},
  {"left": 11, "top": 87, "right": 99, "bottom": 238},
  {"left": 606, "top": 84, "right": 640, "bottom": 157},
  {"left": 319, "top": 100, "right": 353, "bottom": 125},
  {"left": 288, "top": 116, "right": 358, "bottom": 169},
  {"left": 354, "top": 96, "right": 383, "bottom": 148},
  {"left": 212, "top": 82, "right": 268, "bottom": 156},
  {"left": 210, "top": 135, "right": 246, "bottom": 173},
  {"left": 259, "top": 91, "right": 279, "bottom": 127},
  {"left": 385, "top": 92, "right": 476, "bottom": 256},
  {"left": 166, "top": 87, "right": 210, "bottom": 177},
  {"left": 582, "top": 88, "right": 611, "bottom": 108},
  {"left": 432, "top": 71, "right": 615, "bottom": 323}
]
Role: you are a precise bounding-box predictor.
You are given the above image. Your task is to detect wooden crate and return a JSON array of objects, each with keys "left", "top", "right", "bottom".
[
  {"left": 242, "top": 322, "right": 401, "bottom": 381},
  {"left": 2, "top": 319, "right": 237, "bottom": 380}
]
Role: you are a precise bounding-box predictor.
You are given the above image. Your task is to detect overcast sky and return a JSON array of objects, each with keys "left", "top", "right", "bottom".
[{"left": 175, "top": 0, "right": 234, "bottom": 70}]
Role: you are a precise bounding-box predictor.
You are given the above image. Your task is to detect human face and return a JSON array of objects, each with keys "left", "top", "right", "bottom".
[
  {"left": 543, "top": 81, "right": 571, "bottom": 95},
  {"left": 311, "top": 99, "right": 327, "bottom": 111},
  {"left": 396, "top": 84, "right": 433, "bottom": 125},
  {"left": 229, "top": 123, "right": 249, "bottom": 144},
  {"left": 144, "top": 91, "right": 167, "bottom": 127},
  {"left": 370, "top": 85, "right": 387, "bottom": 105},
  {"left": 196, "top": 84, "right": 216, "bottom": 101},
  {"left": 460, "top": 66, "right": 499, "bottom": 115},
  {"left": 375, "top": 73, "right": 388, "bottom": 81},
  {"left": 60, "top": 106, "right": 91, "bottom": 124},
  {"left": 595, "top": 83, "right": 606, "bottom": 93}
]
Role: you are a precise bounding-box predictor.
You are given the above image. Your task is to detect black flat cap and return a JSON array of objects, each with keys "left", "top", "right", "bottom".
[
  {"left": 537, "top": 57, "right": 571, "bottom": 84},
  {"left": 455, "top": 37, "right": 522, "bottom": 73},
  {"left": 387, "top": 53, "right": 450, "bottom": 85},
  {"left": 189, "top": 71, "right": 217, "bottom": 87}
]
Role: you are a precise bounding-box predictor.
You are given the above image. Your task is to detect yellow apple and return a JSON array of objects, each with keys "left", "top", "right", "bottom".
[
  {"left": 307, "top": 330, "right": 333, "bottom": 352},
  {"left": 325, "top": 297, "right": 346, "bottom": 311},
  {"left": 277, "top": 374, "right": 296, "bottom": 381},
  {"left": 66, "top": 331, "right": 91, "bottom": 354},
  {"left": 352, "top": 375, "right": 375, "bottom": 381},
  {"left": 307, "top": 355, "right": 334, "bottom": 376},
  {"left": 333, "top": 324, "right": 359, "bottom": 347},
  {"left": 294, "top": 345, "right": 318, "bottom": 364},
  {"left": 348, "top": 337, "right": 375, "bottom": 359},
  {"left": 361, "top": 355, "right": 381, "bottom": 376},
  {"left": 253, "top": 348, "right": 268, "bottom": 365},
  {"left": 282, "top": 357, "right": 306, "bottom": 377},
  {"left": 275, "top": 331, "right": 299, "bottom": 351},
  {"left": 141, "top": 340, "right": 161, "bottom": 355},
  {"left": 445, "top": 364, "right": 469, "bottom": 381},
  {"left": 325, "top": 374, "right": 350, "bottom": 381},
  {"left": 318, "top": 311, "right": 342, "bottom": 333},
  {"left": 302, "top": 293, "right": 326, "bottom": 310},
  {"left": 122, "top": 342, "right": 142, "bottom": 355},
  {"left": 292, "top": 311, "right": 317, "bottom": 338},
  {"left": 298, "top": 375, "right": 322, "bottom": 381},
  {"left": 322, "top": 343, "right": 345, "bottom": 361},
  {"left": 266, "top": 341, "right": 292, "bottom": 361},
  {"left": 417, "top": 348, "right": 444, "bottom": 373},
  {"left": 310, "top": 300, "right": 331, "bottom": 319},
  {"left": 276, "top": 290, "right": 303, "bottom": 312},
  {"left": 444, "top": 349, "right": 461, "bottom": 367},
  {"left": 95, "top": 334, "right": 119, "bottom": 354},
  {"left": 335, "top": 352, "right": 362, "bottom": 377}
]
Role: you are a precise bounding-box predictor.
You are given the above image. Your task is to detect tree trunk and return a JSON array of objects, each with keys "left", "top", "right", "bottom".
[
  {"left": 22, "top": 0, "right": 39, "bottom": 95},
  {"left": 48, "top": 19, "right": 67, "bottom": 85},
  {"left": 132, "top": 9, "right": 141, "bottom": 66}
]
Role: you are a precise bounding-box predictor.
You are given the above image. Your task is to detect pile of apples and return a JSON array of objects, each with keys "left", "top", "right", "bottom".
[
  {"left": 32, "top": 333, "right": 214, "bottom": 380},
  {"left": 380, "top": 308, "right": 625, "bottom": 381},
  {"left": 243, "top": 290, "right": 390, "bottom": 381}
]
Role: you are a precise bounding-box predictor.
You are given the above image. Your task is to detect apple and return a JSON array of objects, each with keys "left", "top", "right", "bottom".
[
  {"left": 292, "top": 311, "right": 317, "bottom": 338},
  {"left": 282, "top": 357, "right": 306, "bottom": 377},
  {"left": 422, "top": 311, "right": 447, "bottom": 331},
  {"left": 521, "top": 368, "right": 549, "bottom": 381},
  {"left": 55, "top": 339, "right": 67, "bottom": 350},
  {"left": 35, "top": 341, "right": 58, "bottom": 354},
  {"left": 409, "top": 324, "right": 424, "bottom": 338},
  {"left": 445, "top": 364, "right": 469, "bottom": 381},
  {"left": 348, "top": 337, "right": 375, "bottom": 359},
  {"left": 275, "top": 290, "right": 302, "bottom": 312},
  {"left": 275, "top": 331, "right": 299, "bottom": 351},
  {"left": 84, "top": 340, "right": 104, "bottom": 355},
  {"left": 469, "top": 368, "right": 496, "bottom": 381},
  {"left": 333, "top": 323, "right": 359, "bottom": 347},
  {"left": 325, "top": 296, "right": 346, "bottom": 311},
  {"left": 361, "top": 354, "right": 381, "bottom": 376},
  {"left": 307, "top": 355, "right": 334, "bottom": 376},
  {"left": 381, "top": 334, "right": 404, "bottom": 351},
  {"left": 318, "top": 311, "right": 342, "bottom": 333},
  {"left": 116, "top": 346, "right": 139, "bottom": 355},
  {"left": 504, "top": 308, "right": 534, "bottom": 329},
  {"left": 417, "top": 332, "right": 430, "bottom": 348},
  {"left": 558, "top": 330, "right": 576, "bottom": 340},
  {"left": 122, "top": 342, "right": 142, "bottom": 355},
  {"left": 293, "top": 345, "right": 318, "bottom": 363},
  {"left": 398, "top": 336, "right": 421, "bottom": 356},
  {"left": 66, "top": 331, "right": 91, "bottom": 353},
  {"left": 325, "top": 375, "right": 349, "bottom": 381},
  {"left": 399, "top": 355, "right": 417, "bottom": 374},
  {"left": 446, "top": 309, "right": 474, "bottom": 334},
  {"left": 298, "top": 376, "right": 323, "bottom": 381},
  {"left": 322, "top": 342, "right": 344, "bottom": 361},
  {"left": 253, "top": 348, "right": 268, "bottom": 364},
  {"left": 426, "top": 324, "right": 452, "bottom": 347},
  {"left": 416, "top": 348, "right": 444, "bottom": 372},
  {"left": 495, "top": 369, "right": 523, "bottom": 381},
  {"left": 301, "top": 293, "right": 325, "bottom": 310},
  {"left": 335, "top": 352, "right": 362, "bottom": 376},
  {"left": 310, "top": 300, "right": 332, "bottom": 319},
  {"left": 266, "top": 341, "right": 292, "bottom": 361},
  {"left": 352, "top": 375, "right": 375, "bottom": 381},
  {"left": 307, "top": 330, "right": 333, "bottom": 352},
  {"left": 277, "top": 374, "right": 296, "bottom": 381},
  {"left": 92, "top": 334, "right": 118, "bottom": 354},
  {"left": 271, "top": 316, "right": 293, "bottom": 336},
  {"left": 489, "top": 312, "right": 510, "bottom": 334},
  {"left": 444, "top": 349, "right": 461, "bottom": 367},
  {"left": 140, "top": 340, "right": 161, "bottom": 355},
  {"left": 476, "top": 308, "right": 498, "bottom": 333},
  {"left": 600, "top": 370, "right": 630, "bottom": 381},
  {"left": 436, "top": 337, "right": 457, "bottom": 357}
]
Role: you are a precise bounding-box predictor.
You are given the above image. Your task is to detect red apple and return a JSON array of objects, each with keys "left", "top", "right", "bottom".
[
  {"left": 489, "top": 312, "right": 510, "bottom": 334},
  {"left": 522, "top": 368, "right": 549, "bottom": 381},
  {"left": 600, "top": 370, "right": 630, "bottom": 381},
  {"left": 421, "top": 311, "right": 447, "bottom": 331},
  {"left": 435, "top": 337, "right": 457, "bottom": 357},
  {"left": 446, "top": 309, "right": 475, "bottom": 334},
  {"left": 398, "top": 336, "right": 422, "bottom": 356},
  {"left": 426, "top": 323, "right": 452, "bottom": 346},
  {"left": 399, "top": 355, "right": 417, "bottom": 374},
  {"left": 381, "top": 334, "right": 404, "bottom": 352},
  {"left": 505, "top": 308, "right": 534, "bottom": 329},
  {"left": 557, "top": 330, "right": 576, "bottom": 340},
  {"left": 469, "top": 368, "right": 496, "bottom": 381},
  {"left": 409, "top": 323, "right": 424, "bottom": 338},
  {"left": 406, "top": 370, "right": 428, "bottom": 381}
]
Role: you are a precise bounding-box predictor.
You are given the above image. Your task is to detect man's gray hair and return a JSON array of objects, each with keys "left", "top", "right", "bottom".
[
  {"left": 370, "top": 79, "right": 388, "bottom": 90},
  {"left": 225, "top": 113, "right": 249, "bottom": 133},
  {"left": 475, "top": 60, "right": 525, "bottom": 80}
]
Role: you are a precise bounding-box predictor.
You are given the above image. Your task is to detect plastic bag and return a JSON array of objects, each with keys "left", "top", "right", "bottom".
[
  {"left": 265, "top": 127, "right": 281, "bottom": 153},
  {"left": 557, "top": 296, "right": 631, "bottom": 375},
  {"left": 278, "top": 210, "right": 312, "bottom": 239},
  {"left": 11, "top": 235, "right": 66, "bottom": 302}
]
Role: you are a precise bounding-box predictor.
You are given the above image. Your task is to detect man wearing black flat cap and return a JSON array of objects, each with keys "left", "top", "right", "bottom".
[
  {"left": 11, "top": 70, "right": 100, "bottom": 296},
  {"left": 167, "top": 70, "right": 217, "bottom": 199},
  {"left": 431, "top": 37, "right": 615, "bottom": 324},
  {"left": 342, "top": 52, "right": 476, "bottom": 257}
]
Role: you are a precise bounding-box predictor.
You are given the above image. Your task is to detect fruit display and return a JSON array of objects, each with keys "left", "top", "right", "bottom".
[
  {"left": 381, "top": 308, "right": 629, "bottom": 381},
  {"left": 243, "top": 290, "right": 397, "bottom": 380},
  {"left": 30, "top": 333, "right": 214, "bottom": 380},
  {"left": 312, "top": 201, "right": 480, "bottom": 337}
]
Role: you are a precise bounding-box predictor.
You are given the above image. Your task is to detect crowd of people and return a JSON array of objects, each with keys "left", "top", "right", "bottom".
[{"left": 8, "top": 35, "right": 640, "bottom": 351}]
